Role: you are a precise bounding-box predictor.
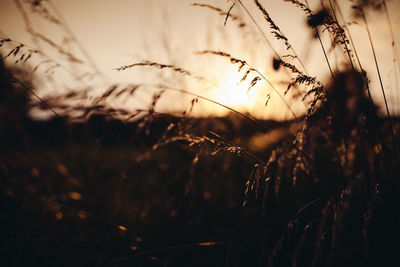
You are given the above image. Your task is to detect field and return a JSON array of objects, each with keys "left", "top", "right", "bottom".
[{"left": 1, "top": 0, "right": 400, "bottom": 266}]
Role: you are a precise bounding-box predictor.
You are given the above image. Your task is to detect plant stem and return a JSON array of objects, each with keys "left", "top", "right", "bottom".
[{"left": 355, "top": 0, "right": 390, "bottom": 118}]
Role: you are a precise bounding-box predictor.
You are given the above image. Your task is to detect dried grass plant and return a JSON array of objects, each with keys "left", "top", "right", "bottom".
[{"left": 1, "top": 0, "right": 399, "bottom": 266}]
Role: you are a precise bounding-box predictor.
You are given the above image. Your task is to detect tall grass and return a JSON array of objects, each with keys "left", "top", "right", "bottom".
[{"left": 1, "top": 0, "right": 399, "bottom": 266}]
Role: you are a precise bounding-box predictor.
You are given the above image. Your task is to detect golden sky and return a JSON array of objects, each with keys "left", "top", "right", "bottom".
[{"left": 1, "top": 0, "right": 399, "bottom": 120}]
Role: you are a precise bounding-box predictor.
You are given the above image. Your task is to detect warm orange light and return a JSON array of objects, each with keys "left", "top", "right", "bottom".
[
  {"left": 214, "top": 69, "right": 261, "bottom": 109},
  {"left": 118, "top": 225, "right": 128, "bottom": 231},
  {"left": 69, "top": 192, "right": 82, "bottom": 200}
]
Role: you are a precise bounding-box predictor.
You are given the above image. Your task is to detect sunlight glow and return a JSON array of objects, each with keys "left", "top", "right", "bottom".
[{"left": 215, "top": 68, "right": 261, "bottom": 109}]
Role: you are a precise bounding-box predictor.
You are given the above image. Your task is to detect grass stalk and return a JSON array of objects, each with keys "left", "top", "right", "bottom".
[
  {"left": 382, "top": 0, "right": 400, "bottom": 115},
  {"left": 355, "top": 0, "right": 390, "bottom": 118},
  {"left": 11, "top": 76, "right": 60, "bottom": 118},
  {"left": 327, "top": 0, "right": 355, "bottom": 70},
  {"left": 331, "top": 0, "right": 375, "bottom": 105},
  {"left": 144, "top": 83, "right": 273, "bottom": 132},
  {"left": 305, "top": 0, "right": 335, "bottom": 79},
  {"left": 199, "top": 50, "right": 299, "bottom": 120},
  {"left": 251, "top": 0, "right": 309, "bottom": 75},
  {"left": 47, "top": 0, "right": 104, "bottom": 79}
]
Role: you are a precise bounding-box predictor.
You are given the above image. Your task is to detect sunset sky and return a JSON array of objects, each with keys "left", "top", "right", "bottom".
[{"left": 0, "top": 0, "right": 399, "bottom": 120}]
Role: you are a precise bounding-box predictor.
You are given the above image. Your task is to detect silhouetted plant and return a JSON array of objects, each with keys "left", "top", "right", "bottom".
[{"left": 0, "top": 0, "right": 399, "bottom": 266}]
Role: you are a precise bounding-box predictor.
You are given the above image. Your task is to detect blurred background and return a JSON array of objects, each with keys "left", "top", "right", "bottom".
[{"left": 1, "top": 0, "right": 399, "bottom": 120}]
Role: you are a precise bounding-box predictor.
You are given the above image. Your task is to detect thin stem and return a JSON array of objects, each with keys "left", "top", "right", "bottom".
[
  {"left": 208, "top": 130, "right": 264, "bottom": 163},
  {"left": 197, "top": 51, "right": 299, "bottom": 120},
  {"left": 148, "top": 109, "right": 264, "bottom": 164},
  {"left": 382, "top": 0, "right": 400, "bottom": 75},
  {"left": 305, "top": 0, "right": 334, "bottom": 78},
  {"left": 234, "top": 0, "right": 308, "bottom": 109},
  {"left": 14, "top": 0, "right": 41, "bottom": 50},
  {"left": 47, "top": 0, "right": 104, "bottom": 79},
  {"left": 328, "top": 0, "right": 355, "bottom": 70},
  {"left": 316, "top": 28, "right": 334, "bottom": 78},
  {"left": 247, "top": 63, "right": 299, "bottom": 120},
  {"left": 146, "top": 83, "right": 274, "bottom": 132},
  {"left": 355, "top": 0, "right": 390, "bottom": 118},
  {"left": 11, "top": 77, "right": 60, "bottom": 118},
  {"left": 236, "top": 0, "right": 281, "bottom": 60},
  {"left": 243, "top": 0, "right": 309, "bottom": 75},
  {"left": 382, "top": 0, "right": 400, "bottom": 114},
  {"left": 1, "top": 36, "right": 90, "bottom": 86},
  {"left": 332, "top": 0, "right": 375, "bottom": 105},
  {"left": 33, "top": 196, "right": 137, "bottom": 235}
]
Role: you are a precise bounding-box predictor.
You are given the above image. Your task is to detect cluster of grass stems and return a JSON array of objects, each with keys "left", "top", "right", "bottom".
[{"left": 1, "top": 0, "right": 400, "bottom": 266}]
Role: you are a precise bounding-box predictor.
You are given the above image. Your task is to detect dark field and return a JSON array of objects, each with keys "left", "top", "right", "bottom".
[
  {"left": 1, "top": 61, "right": 400, "bottom": 266},
  {"left": 0, "top": 98, "right": 276, "bottom": 266}
]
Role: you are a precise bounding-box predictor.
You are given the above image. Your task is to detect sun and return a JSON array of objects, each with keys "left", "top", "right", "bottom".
[{"left": 214, "top": 68, "right": 262, "bottom": 109}]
